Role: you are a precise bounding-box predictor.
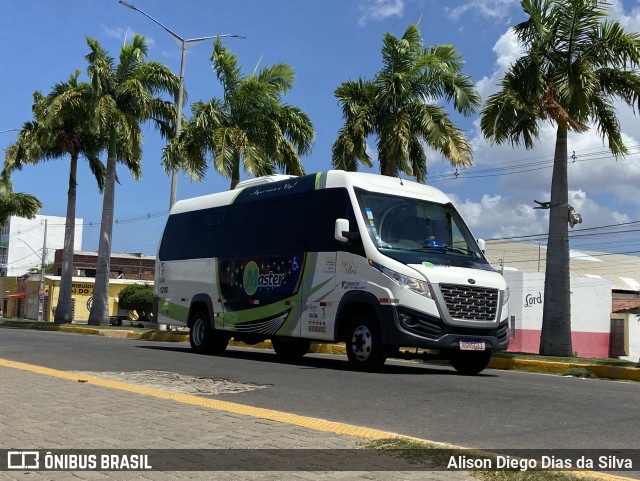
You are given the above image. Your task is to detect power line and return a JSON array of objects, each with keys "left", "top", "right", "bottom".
[
  {"left": 428, "top": 142, "right": 640, "bottom": 183},
  {"left": 487, "top": 219, "right": 640, "bottom": 244}
]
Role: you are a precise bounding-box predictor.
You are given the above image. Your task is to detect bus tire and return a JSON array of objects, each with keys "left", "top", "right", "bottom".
[
  {"left": 450, "top": 350, "right": 491, "bottom": 375},
  {"left": 345, "top": 315, "right": 387, "bottom": 371},
  {"left": 189, "top": 310, "right": 229, "bottom": 355},
  {"left": 272, "top": 338, "right": 311, "bottom": 360}
]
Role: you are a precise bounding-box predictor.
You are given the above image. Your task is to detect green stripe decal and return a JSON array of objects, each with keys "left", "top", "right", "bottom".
[{"left": 159, "top": 300, "right": 190, "bottom": 323}]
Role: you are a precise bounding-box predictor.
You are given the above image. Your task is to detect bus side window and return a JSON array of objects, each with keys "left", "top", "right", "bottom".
[
  {"left": 227, "top": 193, "right": 310, "bottom": 257},
  {"left": 309, "top": 189, "right": 364, "bottom": 256}
]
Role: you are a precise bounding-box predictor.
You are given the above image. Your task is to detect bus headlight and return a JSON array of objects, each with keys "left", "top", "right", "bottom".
[
  {"left": 371, "top": 262, "right": 431, "bottom": 297},
  {"left": 502, "top": 286, "right": 510, "bottom": 305}
]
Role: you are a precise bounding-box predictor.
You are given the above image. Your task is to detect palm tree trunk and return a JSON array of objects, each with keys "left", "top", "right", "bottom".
[
  {"left": 382, "top": 157, "right": 395, "bottom": 177},
  {"left": 88, "top": 129, "right": 117, "bottom": 326},
  {"left": 54, "top": 153, "right": 79, "bottom": 324},
  {"left": 540, "top": 123, "right": 572, "bottom": 356},
  {"left": 230, "top": 155, "right": 240, "bottom": 190}
]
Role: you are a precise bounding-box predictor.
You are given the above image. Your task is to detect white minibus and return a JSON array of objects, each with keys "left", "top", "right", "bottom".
[{"left": 155, "top": 170, "right": 509, "bottom": 373}]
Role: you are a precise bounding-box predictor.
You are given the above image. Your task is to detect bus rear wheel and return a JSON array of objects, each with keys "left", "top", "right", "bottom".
[
  {"left": 345, "top": 316, "right": 387, "bottom": 371},
  {"left": 449, "top": 350, "right": 492, "bottom": 375},
  {"left": 189, "top": 310, "right": 229, "bottom": 355},
  {"left": 272, "top": 338, "right": 311, "bottom": 360}
]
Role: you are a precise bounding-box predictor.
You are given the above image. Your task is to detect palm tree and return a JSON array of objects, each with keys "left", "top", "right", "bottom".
[
  {"left": 5, "top": 72, "right": 106, "bottom": 324},
  {"left": 0, "top": 172, "right": 41, "bottom": 225},
  {"left": 85, "top": 35, "right": 179, "bottom": 325},
  {"left": 332, "top": 24, "right": 481, "bottom": 181},
  {"left": 481, "top": 0, "right": 640, "bottom": 356},
  {"left": 165, "top": 39, "right": 314, "bottom": 190}
]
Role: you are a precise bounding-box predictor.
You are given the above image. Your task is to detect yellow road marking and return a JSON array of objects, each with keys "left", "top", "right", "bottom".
[
  {"left": 0, "top": 357, "right": 409, "bottom": 440},
  {"left": 0, "top": 357, "right": 633, "bottom": 481}
]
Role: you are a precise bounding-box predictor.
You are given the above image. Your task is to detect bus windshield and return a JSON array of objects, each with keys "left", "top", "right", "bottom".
[{"left": 355, "top": 189, "right": 492, "bottom": 269}]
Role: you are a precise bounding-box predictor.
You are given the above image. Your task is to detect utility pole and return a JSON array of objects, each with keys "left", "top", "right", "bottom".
[{"left": 38, "top": 219, "right": 47, "bottom": 322}]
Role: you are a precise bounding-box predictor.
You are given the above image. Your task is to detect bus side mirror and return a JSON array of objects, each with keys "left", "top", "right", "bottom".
[
  {"left": 477, "top": 238, "right": 486, "bottom": 253},
  {"left": 335, "top": 218, "right": 360, "bottom": 243}
]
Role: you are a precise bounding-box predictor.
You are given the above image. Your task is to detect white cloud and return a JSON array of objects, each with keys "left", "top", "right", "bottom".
[
  {"left": 365, "top": 141, "right": 378, "bottom": 163},
  {"left": 450, "top": 188, "right": 631, "bottom": 242},
  {"left": 449, "top": 191, "right": 547, "bottom": 240},
  {"left": 607, "top": 0, "right": 640, "bottom": 32},
  {"left": 102, "top": 26, "right": 129, "bottom": 41},
  {"left": 467, "top": 113, "right": 640, "bottom": 209},
  {"left": 565, "top": 129, "right": 640, "bottom": 206},
  {"left": 358, "top": 0, "right": 404, "bottom": 26},
  {"left": 101, "top": 25, "right": 156, "bottom": 47},
  {"left": 446, "top": 0, "right": 519, "bottom": 22},
  {"left": 566, "top": 189, "right": 632, "bottom": 228},
  {"left": 477, "top": 29, "right": 523, "bottom": 99}
]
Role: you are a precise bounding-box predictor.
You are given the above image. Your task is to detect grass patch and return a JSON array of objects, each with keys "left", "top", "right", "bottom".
[
  {"left": 473, "top": 470, "right": 603, "bottom": 481},
  {"left": 562, "top": 367, "right": 600, "bottom": 379},
  {"left": 364, "top": 438, "right": 603, "bottom": 481}
]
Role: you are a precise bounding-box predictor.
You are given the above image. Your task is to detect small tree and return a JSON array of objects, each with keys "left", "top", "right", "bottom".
[
  {"left": 118, "top": 284, "right": 154, "bottom": 321},
  {"left": 27, "top": 262, "right": 54, "bottom": 275}
]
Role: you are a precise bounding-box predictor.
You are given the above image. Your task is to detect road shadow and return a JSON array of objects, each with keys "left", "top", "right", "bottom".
[{"left": 136, "top": 344, "right": 497, "bottom": 377}]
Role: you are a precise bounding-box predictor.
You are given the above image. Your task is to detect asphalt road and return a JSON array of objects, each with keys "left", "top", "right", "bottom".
[{"left": 1, "top": 327, "right": 638, "bottom": 451}]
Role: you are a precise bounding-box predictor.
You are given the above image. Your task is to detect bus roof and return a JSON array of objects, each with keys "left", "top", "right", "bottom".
[{"left": 169, "top": 170, "right": 452, "bottom": 215}]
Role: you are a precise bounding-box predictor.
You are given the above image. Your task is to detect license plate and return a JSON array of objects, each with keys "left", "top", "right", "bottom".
[{"left": 459, "top": 340, "right": 486, "bottom": 351}]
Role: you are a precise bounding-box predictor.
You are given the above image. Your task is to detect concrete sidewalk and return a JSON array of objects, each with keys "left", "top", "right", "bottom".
[{"left": 0, "top": 361, "right": 476, "bottom": 481}]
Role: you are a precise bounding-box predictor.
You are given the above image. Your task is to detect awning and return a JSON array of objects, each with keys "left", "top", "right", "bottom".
[{"left": 3, "top": 293, "right": 26, "bottom": 299}]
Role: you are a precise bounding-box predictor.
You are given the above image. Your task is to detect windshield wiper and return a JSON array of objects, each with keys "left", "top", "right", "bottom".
[
  {"left": 444, "top": 246, "right": 477, "bottom": 256},
  {"left": 407, "top": 244, "right": 477, "bottom": 256}
]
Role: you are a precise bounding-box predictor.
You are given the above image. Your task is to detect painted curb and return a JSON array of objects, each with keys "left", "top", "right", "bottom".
[{"left": 489, "top": 357, "right": 640, "bottom": 382}]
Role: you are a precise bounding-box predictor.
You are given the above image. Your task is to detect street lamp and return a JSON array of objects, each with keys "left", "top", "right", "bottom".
[{"left": 118, "top": 1, "right": 244, "bottom": 209}]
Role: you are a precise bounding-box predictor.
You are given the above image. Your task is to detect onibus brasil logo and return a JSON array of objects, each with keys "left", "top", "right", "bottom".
[{"left": 243, "top": 261, "right": 286, "bottom": 295}]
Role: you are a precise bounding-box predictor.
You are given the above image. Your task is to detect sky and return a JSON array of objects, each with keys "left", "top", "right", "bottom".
[{"left": 1, "top": 0, "right": 640, "bottom": 261}]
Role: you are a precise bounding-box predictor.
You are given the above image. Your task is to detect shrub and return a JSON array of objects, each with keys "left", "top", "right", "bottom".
[{"left": 118, "top": 284, "right": 154, "bottom": 321}]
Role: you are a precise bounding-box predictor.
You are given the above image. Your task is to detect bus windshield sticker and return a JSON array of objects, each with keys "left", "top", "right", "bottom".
[{"left": 365, "top": 207, "right": 374, "bottom": 220}]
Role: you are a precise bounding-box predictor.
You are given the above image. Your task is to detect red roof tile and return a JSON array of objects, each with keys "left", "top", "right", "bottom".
[{"left": 612, "top": 299, "right": 640, "bottom": 313}]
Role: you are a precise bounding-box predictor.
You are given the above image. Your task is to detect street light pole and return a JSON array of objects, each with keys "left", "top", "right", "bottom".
[
  {"left": 118, "top": 1, "right": 244, "bottom": 209},
  {"left": 39, "top": 219, "right": 48, "bottom": 322}
]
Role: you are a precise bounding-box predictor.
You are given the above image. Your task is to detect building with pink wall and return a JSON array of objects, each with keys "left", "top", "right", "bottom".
[
  {"left": 485, "top": 241, "right": 639, "bottom": 359},
  {"left": 502, "top": 271, "right": 611, "bottom": 357}
]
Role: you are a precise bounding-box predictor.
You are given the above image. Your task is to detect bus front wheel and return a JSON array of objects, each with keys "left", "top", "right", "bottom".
[
  {"left": 449, "top": 350, "right": 491, "bottom": 375},
  {"left": 345, "top": 316, "right": 387, "bottom": 371}
]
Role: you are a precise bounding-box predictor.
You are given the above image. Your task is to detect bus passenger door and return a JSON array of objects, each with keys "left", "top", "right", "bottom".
[{"left": 300, "top": 252, "right": 338, "bottom": 341}]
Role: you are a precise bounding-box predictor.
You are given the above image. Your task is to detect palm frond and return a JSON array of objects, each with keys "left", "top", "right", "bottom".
[
  {"left": 334, "top": 23, "right": 478, "bottom": 180},
  {"left": 255, "top": 63, "right": 295, "bottom": 94},
  {"left": 211, "top": 39, "right": 243, "bottom": 100},
  {"left": 0, "top": 175, "right": 41, "bottom": 225}
]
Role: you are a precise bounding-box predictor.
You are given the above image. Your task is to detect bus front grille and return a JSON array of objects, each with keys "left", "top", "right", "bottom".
[{"left": 439, "top": 284, "right": 498, "bottom": 321}]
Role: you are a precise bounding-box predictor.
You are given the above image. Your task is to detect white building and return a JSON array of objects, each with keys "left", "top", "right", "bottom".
[
  {"left": 0, "top": 215, "right": 82, "bottom": 277},
  {"left": 501, "top": 270, "right": 612, "bottom": 357}
]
